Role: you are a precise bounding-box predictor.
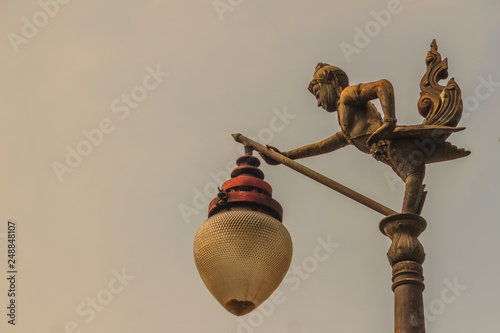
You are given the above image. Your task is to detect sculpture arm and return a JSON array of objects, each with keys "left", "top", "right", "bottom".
[
  {"left": 341, "top": 79, "right": 396, "bottom": 123},
  {"left": 283, "top": 131, "right": 349, "bottom": 160}
]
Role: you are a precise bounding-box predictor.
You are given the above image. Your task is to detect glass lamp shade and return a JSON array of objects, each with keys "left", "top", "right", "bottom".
[{"left": 193, "top": 208, "right": 293, "bottom": 316}]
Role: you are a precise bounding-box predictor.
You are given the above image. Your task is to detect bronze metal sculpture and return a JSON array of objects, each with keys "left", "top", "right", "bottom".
[{"left": 261, "top": 39, "right": 470, "bottom": 215}]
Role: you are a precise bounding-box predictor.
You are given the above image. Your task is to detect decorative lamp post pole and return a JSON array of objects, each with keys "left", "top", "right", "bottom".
[{"left": 193, "top": 40, "right": 470, "bottom": 333}]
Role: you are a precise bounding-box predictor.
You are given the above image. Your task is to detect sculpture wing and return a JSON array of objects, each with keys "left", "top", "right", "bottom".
[
  {"left": 386, "top": 125, "right": 470, "bottom": 163},
  {"left": 388, "top": 125, "right": 465, "bottom": 140},
  {"left": 417, "top": 40, "right": 463, "bottom": 129},
  {"left": 425, "top": 141, "right": 471, "bottom": 164}
]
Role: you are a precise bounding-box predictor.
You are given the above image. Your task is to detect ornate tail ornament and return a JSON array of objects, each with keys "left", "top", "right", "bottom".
[{"left": 418, "top": 39, "right": 463, "bottom": 128}]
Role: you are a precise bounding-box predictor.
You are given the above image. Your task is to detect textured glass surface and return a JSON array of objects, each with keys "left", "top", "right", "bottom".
[{"left": 193, "top": 209, "right": 293, "bottom": 316}]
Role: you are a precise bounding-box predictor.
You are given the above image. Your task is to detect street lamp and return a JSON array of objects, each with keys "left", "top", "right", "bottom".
[
  {"left": 193, "top": 40, "right": 469, "bottom": 333},
  {"left": 193, "top": 153, "right": 292, "bottom": 316}
]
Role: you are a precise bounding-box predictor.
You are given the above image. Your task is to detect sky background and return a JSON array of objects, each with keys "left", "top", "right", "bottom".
[{"left": 1, "top": 0, "right": 499, "bottom": 332}]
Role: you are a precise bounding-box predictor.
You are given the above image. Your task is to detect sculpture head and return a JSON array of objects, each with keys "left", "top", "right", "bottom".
[{"left": 308, "top": 63, "right": 349, "bottom": 112}]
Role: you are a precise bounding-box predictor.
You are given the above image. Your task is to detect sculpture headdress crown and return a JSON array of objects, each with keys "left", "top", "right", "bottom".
[{"left": 308, "top": 63, "right": 349, "bottom": 94}]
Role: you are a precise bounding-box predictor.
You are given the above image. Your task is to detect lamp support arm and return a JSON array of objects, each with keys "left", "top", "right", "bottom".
[{"left": 232, "top": 133, "right": 397, "bottom": 217}]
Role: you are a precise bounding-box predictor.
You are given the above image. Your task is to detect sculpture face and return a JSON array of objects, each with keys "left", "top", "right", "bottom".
[
  {"left": 311, "top": 82, "right": 339, "bottom": 112},
  {"left": 309, "top": 64, "right": 347, "bottom": 113}
]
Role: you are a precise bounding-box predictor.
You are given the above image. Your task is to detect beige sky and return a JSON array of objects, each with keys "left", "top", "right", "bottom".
[{"left": 1, "top": 0, "right": 499, "bottom": 332}]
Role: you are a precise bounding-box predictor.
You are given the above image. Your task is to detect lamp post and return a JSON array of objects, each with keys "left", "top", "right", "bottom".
[
  {"left": 194, "top": 138, "right": 427, "bottom": 331},
  {"left": 193, "top": 40, "right": 469, "bottom": 333}
]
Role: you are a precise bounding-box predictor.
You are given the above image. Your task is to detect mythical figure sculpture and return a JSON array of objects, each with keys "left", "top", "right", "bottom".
[{"left": 262, "top": 40, "right": 470, "bottom": 214}]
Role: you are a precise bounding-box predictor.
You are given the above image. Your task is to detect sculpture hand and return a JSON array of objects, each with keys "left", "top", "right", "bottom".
[
  {"left": 367, "top": 121, "right": 396, "bottom": 146},
  {"left": 259, "top": 145, "right": 284, "bottom": 165}
]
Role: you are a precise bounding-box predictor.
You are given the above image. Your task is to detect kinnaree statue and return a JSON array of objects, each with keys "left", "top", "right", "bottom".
[{"left": 262, "top": 40, "right": 470, "bottom": 215}]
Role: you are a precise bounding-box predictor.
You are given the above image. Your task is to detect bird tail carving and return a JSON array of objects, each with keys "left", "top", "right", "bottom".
[{"left": 417, "top": 40, "right": 463, "bottom": 129}]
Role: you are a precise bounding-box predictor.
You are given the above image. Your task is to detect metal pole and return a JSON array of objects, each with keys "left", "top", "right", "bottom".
[
  {"left": 380, "top": 213, "right": 427, "bottom": 333},
  {"left": 232, "top": 133, "right": 397, "bottom": 216}
]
